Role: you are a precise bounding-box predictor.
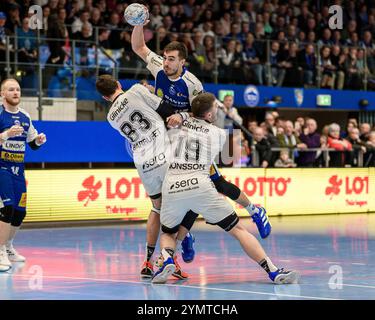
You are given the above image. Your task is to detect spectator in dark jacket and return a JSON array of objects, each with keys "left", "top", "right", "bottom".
[
  {"left": 268, "top": 41, "right": 287, "bottom": 86},
  {"left": 330, "top": 45, "right": 346, "bottom": 90},
  {"left": 298, "top": 118, "right": 321, "bottom": 167},
  {"left": 0, "top": 12, "right": 14, "bottom": 77},
  {"left": 282, "top": 42, "right": 303, "bottom": 87},
  {"left": 277, "top": 120, "right": 307, "bottom": 157},
  {"left": 298, "top": 43, "right": 316, "bottom": 87},
  {"left": 360, "top": 123, "right": 371, "bottom": 142},
  {"left": 364, "top": 131, "right": 375, "bottom": 166},
  {"left": 345, "top": 127, "right": 367, "bottom": 166},
  {"left": 253, "top": 127, "right": 272, "bottom": 168}
]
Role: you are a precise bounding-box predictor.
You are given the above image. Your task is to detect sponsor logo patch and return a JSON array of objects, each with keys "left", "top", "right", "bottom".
[
  {"left": 170, "top": 178, "right": 199, "bottom": 190},
  {"left": 142, "top": 152, "right": 166, "bottom": 170},
  {"left": 157, "top": 88, "right": 164, "bottom": 98},
  {"left": 1, "top": 151, "right": 25, "bottom": 163},
  {"left": 243, "top": 85, "right": 259, "bottom": 107},
  {"left": 2, "top": 141, "right": 26, "bottom": 152},
  {"left": 182, "top": 120, "right": 209, "bottom": 133},
  {"left": 18, "top": 193, "right": 27, "bottom": 208},
  {"left": 193, "top": 89, "right": 202, "bottom": 96},
  {"left": 151, "top": 57, "right": 163, "bottom": 67},
  {"left": 109, "top": 98, "right": 128, "bottom": 121},
  {"left": 294, "top": 88, "right": 304, "bottom": 106}
]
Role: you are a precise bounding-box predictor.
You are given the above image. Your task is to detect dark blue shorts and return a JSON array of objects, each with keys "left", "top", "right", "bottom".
[{"left": 0, "top": 169, "right": 27, "bottom": 212}]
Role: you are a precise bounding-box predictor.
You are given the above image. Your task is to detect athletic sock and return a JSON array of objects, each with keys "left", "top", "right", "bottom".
[
  {"left": 161, "top": 248, "right": 174, "bottom": 261},
  {"left": 175, "top": 239, "right": 182, "bottom": 254},
  {"left": 145, "top": 244, "right": 155, "bottom": 262},
  {"left": 5, "top": 239, "right": 13, "bottom": 249},
  {"left": 259, "top": 257, "right": 278, "bottom": 273},
  {"left": 245, "top": 203, "right": 259, "bottom": 216}
]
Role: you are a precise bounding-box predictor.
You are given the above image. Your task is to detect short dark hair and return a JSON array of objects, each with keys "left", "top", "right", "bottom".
[
  {"left": 96, "top": 74, "right": 118, "bottom": 97},
  {"left": 191, "top": 93, "right": 216, "bottom": 118},
  {"left": 163, "top": 41, "right": 188, "bottom": 60},
  {"left": 80, "top": 9, "right": 90, "bottom": 16}
]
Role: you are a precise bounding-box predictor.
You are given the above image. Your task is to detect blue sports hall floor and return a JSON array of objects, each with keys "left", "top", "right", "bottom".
[{"left": 1, "top": 213, "right": 375, "bottom": 300}]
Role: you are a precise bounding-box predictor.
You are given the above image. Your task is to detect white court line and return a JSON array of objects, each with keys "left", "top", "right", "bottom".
[
  {"left": 303, "top": 260, "right": 317, "bottom": 263},
  {"left": 327, "top": 262, "right": 341, "bottom": 264},
  {"left": 328, "top": 282, "right": 375, "bottom": 290},
  {"left": 12, "top": 274, "right": 340, "bottom": 300},
  {"left": 351, "top": 263, "right": 367, "bottom": 266}
]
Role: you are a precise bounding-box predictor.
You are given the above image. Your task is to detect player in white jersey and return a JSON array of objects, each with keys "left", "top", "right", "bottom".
[
  {"left": 152, "top": 93, "right": 299, "bottom": 285},
  {"left": 96, "top": 75, "right": 194, "bottom": 280},
  {"left": 131, "top": 21, "right": 272, "bottom": 265}
]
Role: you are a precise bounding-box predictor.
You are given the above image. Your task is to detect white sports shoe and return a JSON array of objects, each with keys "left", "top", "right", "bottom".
[
  {"left": 0, "top": 246, "right": 12, "bottom": 271},
  {"left": 6, "top": 244, "right": 26, "bottom": 262}
]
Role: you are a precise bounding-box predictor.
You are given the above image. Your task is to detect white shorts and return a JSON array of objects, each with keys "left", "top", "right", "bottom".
[
  {"left": 160, "top": 174, "right": 234, "bottom": 228},
  {"left": 134, "top": 148, "right": 171, "bottom": 197},
  {"left": 136, "top": 161, "right": 169, "bottom": 198}
]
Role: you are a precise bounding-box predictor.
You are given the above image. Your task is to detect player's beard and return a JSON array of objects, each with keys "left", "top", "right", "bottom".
[
  {"left": 4, "top": 96, "right": 20, "bottom": 107},
  {"left": 164, "top": 67, "right": 179, "bottom": 78}
]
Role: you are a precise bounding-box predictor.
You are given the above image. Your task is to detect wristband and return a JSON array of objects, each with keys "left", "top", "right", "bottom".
[{"left": 35, "top": 135, "right": 47, "bottom": 146}]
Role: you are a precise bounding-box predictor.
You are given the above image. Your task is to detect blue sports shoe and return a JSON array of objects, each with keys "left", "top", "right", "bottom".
[
  {"left": 152, "top": 257, "right": 175, "bottom": 284},
  {"left": 269, "top": 268, "right": 300, "bottom": 284},
  {"left": 181, "top": 232, "right": 195, "bottom": 263},
  {"left": 251, "top": 207, "right": 272, "bottom": 239}
]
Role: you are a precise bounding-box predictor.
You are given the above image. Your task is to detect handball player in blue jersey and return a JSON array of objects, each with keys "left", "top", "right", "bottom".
[
  {"left": 131, "top": 20, "right": 272, "bottom": 271},
  {"left": 0, "top": 78, "right": 46, "bottom": 272}
]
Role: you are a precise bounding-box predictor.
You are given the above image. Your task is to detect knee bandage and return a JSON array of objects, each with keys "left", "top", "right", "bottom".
[
  {"left": 180, "top": 210, "right": 199, "bottom": 230},
  {"left": 216, "top": 212, "right": 239, "bottom": 232},
  {"left": 161, "top": 224, "right": 179, "bottom": 234},
  {"left": 213, "top": 176, "right": 241, "bottom": 200}
]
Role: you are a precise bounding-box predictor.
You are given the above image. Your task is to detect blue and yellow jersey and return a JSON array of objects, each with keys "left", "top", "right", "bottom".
[
  {"left": 146, "top": 51, "right": 204, "bottom": 112},
  {"left": 0, "top": 105, "right": 39, "bottom": 177}
]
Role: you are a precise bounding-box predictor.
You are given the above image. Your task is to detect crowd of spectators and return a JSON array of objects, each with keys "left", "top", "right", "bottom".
[
  {"left": 229, "top": 110, "right": 375, "bottom": 168},
  {"left": 202, "top": 93, "right": 374, "bottom": 168},
  {"left": 1, "top": 0, "right": 375, "bottom": 89},
  {"left": 0, "top": 1, "right": 375, "bottom": 168}
]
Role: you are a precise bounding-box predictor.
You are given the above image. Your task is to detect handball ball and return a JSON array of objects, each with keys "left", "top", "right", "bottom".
[{"left": 124, "top": 3, "right": 149, "bottom": 26}]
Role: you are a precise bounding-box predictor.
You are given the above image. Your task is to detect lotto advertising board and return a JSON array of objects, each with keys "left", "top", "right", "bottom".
[{"left": 24, "top": 168, "right": 375, "bottom": 223}]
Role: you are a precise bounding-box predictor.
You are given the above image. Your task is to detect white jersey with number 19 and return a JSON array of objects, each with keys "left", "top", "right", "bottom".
[{"left": 161, "top": 117, "right": 233, "bottom": 229}]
